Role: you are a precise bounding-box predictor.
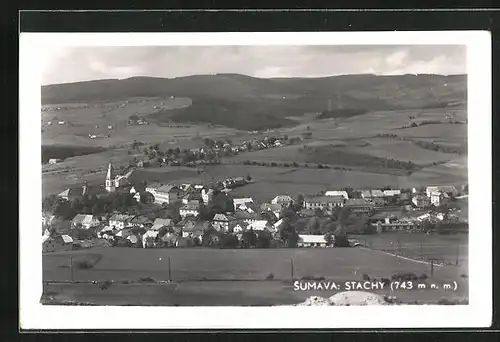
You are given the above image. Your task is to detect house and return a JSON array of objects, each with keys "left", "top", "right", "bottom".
[
  {"left": 247, "top": 220, "right": 270, "bottom": 231},
  {"left": 179, "top": 200, "right": 200, "bottom": 218},
  {"left": 297, "top": 235, "right": 330, "bottom": 248},
  {"left": 430, "top": 191, "right": 450, "bottom": 206},
  {"left": 129, "top": 215, "right": 153, "bottom": 228},
  {"left": 151, "top": 218, "right": 173, "bottom": 231},
  {"left": 260, "top": 203, "right": 283, "bottom": 219},
  {"left": 212, "top": 213, "right": 237, "bottom": 232},
  {"left": 383, "top": 189, "right": 401, "bottom": 197},
  {"left": 273, "top": 218, "right": 284, "bottom": 232},
  {"left": 134, "top": 191, "right": 154, "bottom": 204},
  {"left": 174, "top": 218, "right": 195, "bottom": 236},
  {"left": 233, "top": 221, "right": 249, "bottom": 233},
  {"left": 201, "top": 188, "right": 214, "bottom": 204},
  {"left": 161, "top": 234, "right": 178, "bottom": 247},
  {"left": 114, "top": 175, "right": 130, "bottom": 188},
  {"left": 182, "top": 221, "right": 209, "bottom": 240},
  {"left": 57, "top": 184, "right": 107, "bottom": 201},
  {"left": 42, "top": 234, "right": 73, "bottom": 253},
  {"left": 426, "top": 185, "right": 458, "bottom": 198},
  {"left": 153, "top": 184, "right": 183, "bottom": 205},
  {"left": 412, "top": 195, "right": 431, "bottom": 208},
  {"left": 145, "top": 182, "right": 162, "bottom": 195},
  {"left": 361, "top": 190, "right": 385, "bottom": 199},
  {"left": 181, "top": 191, "right": 202, "bottom": 204},
  {"left": 109, "top": 214, "right": 134, "bottom": 230},
  {"left": 115, "top": 227, "right": 133, "bottom": 239},
  {"left": 233, "top": 198, "right": 254, "bottom": 210},
  {"left": 142, "top": 230, "right": 159, "bottom": 248},
  {"left": 234, "top": 210, "right": 259, "bottom": 225},
  {"left": 130, "top": 184, "right": 146, "bottom": 195},
  {"left": 344, "top": 199, "right": 374, "bottom": 213},
  {"left": 303, "top": 196, "right": 344, "bottom": 210},
  {"left": 71, "top": 214, "right": 100, "bottom": 230},
  {"left": 325, "top": 190, "right": 349, "bottom": 199},
  {"left": 271, "top": 195, "right": 294, "bottom": 207},
  {"left": 48, "top": 158, "right": 62, "bottom": 165}
]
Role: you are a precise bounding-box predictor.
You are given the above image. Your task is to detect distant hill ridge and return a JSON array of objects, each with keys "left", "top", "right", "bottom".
[
  {"left": 42, "top": 73, "right": 466, "bottom": 104},
  {"left": 41, "top": 73, "right": 467, "bottom": 131}
]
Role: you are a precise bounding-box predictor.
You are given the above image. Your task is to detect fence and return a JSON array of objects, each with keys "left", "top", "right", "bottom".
[{"left": 356, "top": 232, "right": 467, "bottom": 267}]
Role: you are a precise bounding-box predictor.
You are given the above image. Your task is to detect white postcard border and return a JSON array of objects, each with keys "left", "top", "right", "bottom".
[{"left": 19, "top": 31, "right": 491, "bottom": 329}]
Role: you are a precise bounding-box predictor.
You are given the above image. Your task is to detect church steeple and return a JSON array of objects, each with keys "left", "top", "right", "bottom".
[{"left": 105, "top": 162, "right": 115, "bottom": 192}]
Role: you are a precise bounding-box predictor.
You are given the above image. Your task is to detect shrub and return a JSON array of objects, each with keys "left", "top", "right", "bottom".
[
  {"left": 97, "top": 280, "right": 112, "bottom": 290},
  {"left": 138, "top": 277, "right": 156, "bottom": 283},
  {"left": 419, "top": 273, "right": 428, "bottom": 280},
  {"left": 301, "top": 276, "right": 325, "bottom": 281},
  {"left": 75, "top": 260, "right": 94, "bottom": 269},
  {"left": 266, "top": 273, "right": 275, "bottom": 280},
  {"left": 362, "top": 273, "right": 371, "bottom": 281},
  {"left": 381, "top": 278, "right": 391, "bottom": 287}
]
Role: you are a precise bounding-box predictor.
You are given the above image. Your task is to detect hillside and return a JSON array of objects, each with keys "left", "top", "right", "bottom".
[{"left": 41, "top": 73, "right": 467, "bottom": 130}]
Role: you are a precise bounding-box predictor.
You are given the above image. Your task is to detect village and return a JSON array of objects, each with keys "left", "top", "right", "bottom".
[{"left": 42, "top": 154, "right": 468, "bottom": 253}]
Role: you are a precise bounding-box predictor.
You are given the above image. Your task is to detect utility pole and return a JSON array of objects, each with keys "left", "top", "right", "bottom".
[
  {"left": 291, "top": 258, "right": 294, "bottom": 281},
  {"left": 420, "top": 237, "right": 423, "bottom": 259},
  {"left": 69, "top": 256, "right": 74, "bottom": 282},
  {"left": 168, "top": 256, "right": 172, "bottom": 281},
  {"left": 455, "top": 243, "right": 459, "bottom": 266},
  {"left": 430, "top": 259, "right": 435, "bottom": 276}
]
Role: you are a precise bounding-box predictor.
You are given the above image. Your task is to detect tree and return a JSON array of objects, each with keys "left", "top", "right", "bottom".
[
  {"left": 91, "top": 203, "right": 101, "bottom": 215},
  {"left": 246, "top": 174, "right": 252, "bottom": 182},
  {"left": 324, "top": 232, "right": 334, "bottom": 246},
  {"left": 241, "top": 229, "right": 258, "bottom": 248},
  {"left": 256, "top": 230, "right": 272, "bottom": 248},
  {"left": 220, "top": 233, "right": 239, "bottom": 249},
  {"left": 307, "top": 217, "right": 321, "bottom": 235}
]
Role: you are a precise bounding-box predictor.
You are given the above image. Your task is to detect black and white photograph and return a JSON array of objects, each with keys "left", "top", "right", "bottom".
[{"left": 19, "top": 31, "right": 491, "bottom": 329}]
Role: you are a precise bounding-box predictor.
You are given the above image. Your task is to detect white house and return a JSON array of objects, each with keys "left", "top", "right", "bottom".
[
  {"left": 383, "top": 189, "right": 401, "bottom": 197},
  {"left": 271, "top": 195, "right": 294, "bottom": 207},
  {"left": 426, "top": 185, "right": 457, "bottom": 198},
  {"left": 153, "top": 184, "right": 183, "bottom": 205},
  {"left": 212, "top": 213, "right": 237, "bottom": 232},
  {"left": 201, "top": 188, "right": 214, "bottom": 204},
  {"left": 303, "top": 196, "right": 344, "bottom": 210},
  {"left": 145, "top": 182, "right": 162, "bottom": 195},
  {"left": 412, "top": 195, "right": 430, "bottom": 208},
  {"left": 109, "top": 214, "right": 134, "bottom": 230},
  {"left": 430, "top": 191, "right": 449, "bottom": 206},
  {"left": 233, "top": 222, "right": 249, "bottom": 233},
  {"left": 247, "top": 220, "right": 270, "bottom": 231},
  {"left": 71, "top": 214, "right": 100, "bottom": 230},
  {"left": 298, "top": 235, "right": 330, "bottom": 248},
  {"left": 151, "top": 218, "right": 173, "bottom": 231},
  {"left": 48, "top": 158, "right": 62, "bottom": 165},
  {"left": 260, "top": 203, "right": 283, "bottom": 219},
  {"left": 42, "top": 234, "right": 73, "bottom": 253},
  {"left": 233, "top": 197, "right": 254, "bottom": 210},
  {"left": 179, "top": 200, "right": 200, "bottom": 218},
  {"left": 325, "top": 190, "right": 349, "bottom": 199},
  {"left": 361, "top": 190, "right": 385, "bottom": 199}
]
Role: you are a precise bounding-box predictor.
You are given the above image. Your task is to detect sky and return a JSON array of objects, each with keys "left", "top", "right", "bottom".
[{"left": 41, "top": 45, "right": 466, "bottom": 85}]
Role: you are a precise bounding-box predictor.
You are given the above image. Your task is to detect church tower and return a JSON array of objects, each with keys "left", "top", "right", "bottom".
[{"left": 105, "top": 162, "right": 115, "bottom": 192}]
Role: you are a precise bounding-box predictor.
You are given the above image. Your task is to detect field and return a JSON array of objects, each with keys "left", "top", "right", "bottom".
[
  {"left": 42, "top": 247, "right": 468, "bottom": 306},
  {"left": 351, "top": 232, "right": 469, "bottom": 265}
]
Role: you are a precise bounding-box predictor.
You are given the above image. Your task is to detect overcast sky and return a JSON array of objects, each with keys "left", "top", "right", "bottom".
[{"left": 41, "top": 45, "right": 466, "bottom": 85}]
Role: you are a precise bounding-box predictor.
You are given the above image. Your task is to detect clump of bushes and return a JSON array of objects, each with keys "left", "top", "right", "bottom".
[
  {"left": 362, "top": 273, "right": 371, "bottom": 281},
  {"left": 75, "top": 260, "right": 95, "bottom": 269},
  {"left": 138, "top": 276, "right": 156, "bottom": 283},
  {"left": 391, "top": 272, "right": 418, "bottom": 281},
  {"left": 266, "top": 273, "right": 275, "bottom": 280},
  {"left": 97, "top": 280, "right": 112, "bottom": 290},
  {"left": 301, "top": 276, "right": 326, "bottom": 281}
]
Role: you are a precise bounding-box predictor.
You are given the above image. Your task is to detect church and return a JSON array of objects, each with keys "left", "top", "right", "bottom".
[{"left": 105, "top": 162, "right": 132, "bottom": 192}]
